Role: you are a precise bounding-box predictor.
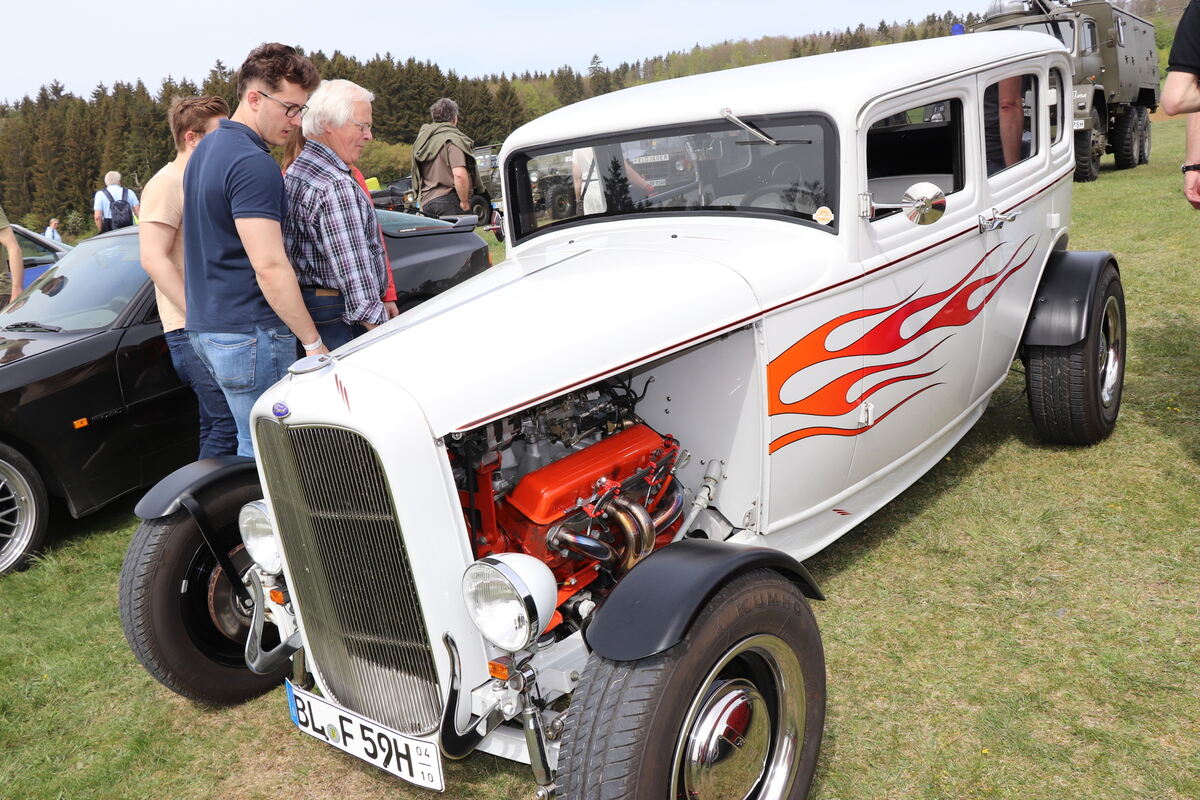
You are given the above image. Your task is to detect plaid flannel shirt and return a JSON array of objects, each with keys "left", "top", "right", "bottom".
[{"left": 284, "top": 141, "right": 388, "bottom": 326}]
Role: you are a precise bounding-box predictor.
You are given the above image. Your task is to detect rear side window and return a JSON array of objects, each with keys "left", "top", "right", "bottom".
[
  {"left": 866, "top": 99, "right": 964, "bottom": 220},
  {"left": 984, "top": 74, "right": 1038, "bottom": 176}
]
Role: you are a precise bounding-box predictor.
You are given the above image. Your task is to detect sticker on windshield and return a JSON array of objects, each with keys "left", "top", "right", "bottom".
[{"left": 814, "top": 206, "right": 835, "bottom": 226}]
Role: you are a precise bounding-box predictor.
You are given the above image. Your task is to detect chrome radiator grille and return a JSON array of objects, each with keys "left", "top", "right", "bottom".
[{"left": 256, "top": 420, "right": 442, "bottom": 735}]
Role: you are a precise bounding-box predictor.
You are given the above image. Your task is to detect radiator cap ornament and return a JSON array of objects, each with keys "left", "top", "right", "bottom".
[{"left": 288, "top": 353, "right": 333, "bottom": 375}]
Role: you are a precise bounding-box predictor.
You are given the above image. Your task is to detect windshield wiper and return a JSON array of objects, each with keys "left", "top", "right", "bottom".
[
  {"left": 721, "top": 108, "right": 777, "bottom": 145},
  {"left": 4, "top": 321, "right": 62, "bottom": 332}
]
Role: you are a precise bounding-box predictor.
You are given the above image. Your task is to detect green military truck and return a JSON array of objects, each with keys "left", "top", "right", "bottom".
[{"left": 974, "top": 0, "right": 1159, "bottom": 181}]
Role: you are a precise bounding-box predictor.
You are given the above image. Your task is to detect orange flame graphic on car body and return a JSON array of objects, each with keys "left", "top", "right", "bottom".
[{"left": 767, "top": 235, "right": 1038, "bottom": 453}]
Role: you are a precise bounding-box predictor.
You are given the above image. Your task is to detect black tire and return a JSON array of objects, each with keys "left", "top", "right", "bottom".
[
  {"left": 469, "top": 194, "right": 490, "bottom": 226},
  {"left": 118, "top": 472, "right": 289, "bottom": 704},
  {"left": 1073, "top": 107, "right": 1102, "bottom": 182},
  {"left": 559, "top": 569, "right": 825, "bottom": 800},
  {"left": 1137, "top": 106, "right": 1152, "bottom": 165},
  {"left": 1025, "top": 262, "right": 1125, "bottom": 445},
  {"left": 0, "top": 443, "right": 48, "bottom": 575},
  {"left": 1111, "top": 109, "right": 1138, "bottom": 169},
  {"left": 547, "top": 185, "right": 575, "bottom": 219}
]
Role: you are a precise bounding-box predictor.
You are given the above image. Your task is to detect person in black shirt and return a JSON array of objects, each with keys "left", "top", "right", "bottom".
[{"left": 1162, "top": 0, "right": 1200, "bottom": 208}]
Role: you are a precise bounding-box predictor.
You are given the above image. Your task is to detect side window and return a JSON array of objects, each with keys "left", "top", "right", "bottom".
[
  {"left": 866, "top": 99, "right": 964, "bottom": 221},
  {"left": 1081, "top": 21, "right": 1097, "bottom": 55},
  {"left": 984, "top": 74, "right": 1038, "bottom": 176},
  {"left": 1115, "top": 17, "right": 1126, "bottom": 47},
  {"left": 1049, "top": 69, "right": 1064, "bottom": 145}
]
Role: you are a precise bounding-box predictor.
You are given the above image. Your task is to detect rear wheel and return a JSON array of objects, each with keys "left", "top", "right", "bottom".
[
  {"left": 0, "top": 443, "right": 48, "bottom": 575},
  {"left": 1137, "top": 106, "right": 1152, "bottom": 165},
  {"left": 1112, "top": 109, "right": 1138, "bottom": 169},
  {"left": 1074, "top": 107, "right": 1102, "bottom": 182},
  {"left": 559, "top": 569, "right": 825, "bottom": 800},
  {"left": 548, "top": 185, "right": 576, "bottom": 219},
  {"left": 1025, "top": 262, "right": 1125, "bottom": 445},
  {"left": 118, "top": 472, "right": 288, "bottom": 704}
]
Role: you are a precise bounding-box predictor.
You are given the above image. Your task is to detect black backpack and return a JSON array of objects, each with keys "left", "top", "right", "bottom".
[{"left": 103, "top": 187, "right": 134, "bottom": 229}]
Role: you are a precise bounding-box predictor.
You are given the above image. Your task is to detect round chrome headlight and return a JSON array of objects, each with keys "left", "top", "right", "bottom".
[
  {"left": 238, "top": 500, "right": 282, "bottom": 575},
  {"left": 462, "top": 553, "right": 558, "bottom": 653}
]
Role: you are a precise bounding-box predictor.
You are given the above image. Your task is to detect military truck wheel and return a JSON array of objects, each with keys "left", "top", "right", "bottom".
[
  {"left": 469, "top": 194, "right": 490, "bottom": 226},
  {"left": 0, "top": 443, "right": 48, "bottom": 576},
  {"left": 1137, "top": 106, "right": 1152, "bottom": 165},
  {"left": 548, "top": 186, "right": 576, "bottom": 219},
  {"left": 118, "top": 472, "right": 289, "bottom": 705},
  {"left": 558, "top": 569, "right": 825, "bottom": 800},
  {"left": 1111, "top": 109, "right": 1138, "bottom": 170},
  {"left": 1073, "top": 108, "right": 1102, "bottom": 182},
  {"left": 1025, "top": 261, "right": 1125, "bottom": 445}
]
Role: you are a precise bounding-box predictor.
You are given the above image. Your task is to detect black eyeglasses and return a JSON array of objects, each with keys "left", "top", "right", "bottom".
[{"left": 259, "top": 91, "right": 307, "bottom": 118}]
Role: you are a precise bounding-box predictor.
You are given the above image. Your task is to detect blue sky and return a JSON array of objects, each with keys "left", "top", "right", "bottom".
[{"left": 4, "top": 0, "right": 981, "bottom": 102}]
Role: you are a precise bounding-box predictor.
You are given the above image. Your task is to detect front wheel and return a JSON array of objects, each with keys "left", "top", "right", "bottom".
[
  {"left": 1025, "top": 261, "right": 1125, "bottom": 445},
  {"left": 1074, "top": 107, "right": 1103, "bottom": 182},
  {"left": 559, "top": 569, "right": 825, "bottom": 800},
  {"left": 469, "top": 194, "right": 490, "bottom": 226},
  {"left": 118, "top": 472, "right": 289, "bottom": 704},
  {"left": 0, "top": 443, "right": 48, "bottom": 575}
]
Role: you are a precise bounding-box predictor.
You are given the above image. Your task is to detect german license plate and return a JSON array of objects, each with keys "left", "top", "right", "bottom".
[
  {"left": 286, "top": 680, "right": 444, "bottom": 791},
  {"left": 1073, "top": 119, "right": 1085, "bottom": 130}
]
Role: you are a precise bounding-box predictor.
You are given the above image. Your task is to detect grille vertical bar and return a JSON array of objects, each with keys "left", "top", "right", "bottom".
[{"left": 256, "top": 419, "right": 442, "bottom": 735}]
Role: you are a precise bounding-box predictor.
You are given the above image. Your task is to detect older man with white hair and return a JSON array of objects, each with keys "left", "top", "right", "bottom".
[{"left": 283, "top": 78, "right": 390, "bottom": 350}]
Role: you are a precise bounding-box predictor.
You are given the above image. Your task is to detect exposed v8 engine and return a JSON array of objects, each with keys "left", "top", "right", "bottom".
[{"left": 446, "top": 378, "right": 684, "bottom": 636}]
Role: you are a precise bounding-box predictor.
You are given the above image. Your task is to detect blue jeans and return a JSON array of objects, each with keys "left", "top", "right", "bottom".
[
  {"left": 189, "top": 325, "right": 298, "bottom": 457},
  {"left": 301, "top": 287, "right": 365, "bottom": 352},
  {"left": 165, "top": 329, "right": 238, "bottom": 459}
]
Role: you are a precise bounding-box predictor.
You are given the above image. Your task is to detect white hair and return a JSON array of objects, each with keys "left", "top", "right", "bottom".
[
  {"left": 302, "top": 79, "right": 374, "bottom": 137},
  {"left": 104, "top": 171, "right": 121, "bottom": 186}
]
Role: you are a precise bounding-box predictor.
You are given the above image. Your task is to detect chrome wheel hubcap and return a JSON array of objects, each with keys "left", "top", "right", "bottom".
[
  {"left": 672, "top": 634, "right": 805, "bottom": 800},
  {"left": 1098, "top": 294, "right": 1123, "bottom": 408},
  {"left": 0, "top": 459, "right": 36, "bottom": 573}
]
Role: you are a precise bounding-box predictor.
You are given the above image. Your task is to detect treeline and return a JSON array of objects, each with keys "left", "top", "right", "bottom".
[{"left": 0, "top": 5, "right": 1180, "bottom": 233}]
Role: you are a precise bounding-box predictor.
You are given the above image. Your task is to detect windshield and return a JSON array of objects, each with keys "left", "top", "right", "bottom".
[
  {"left": 999, "top": 20, "right": 1076, "bottom": 48},
  {"left": 0, "top": 232, "right": 145, "bottom": 332},
  {"left": 508, "top": 113, "right": 838, "bottom": 242}
]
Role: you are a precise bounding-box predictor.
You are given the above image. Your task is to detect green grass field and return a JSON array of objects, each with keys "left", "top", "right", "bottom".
[{"left": 1, "top": 120, "right": 1197, "bottom": 800}]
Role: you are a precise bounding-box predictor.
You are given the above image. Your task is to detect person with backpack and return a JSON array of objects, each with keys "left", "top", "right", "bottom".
[{"left": 92, "top": 171, "right": 140, "bottom": 232}]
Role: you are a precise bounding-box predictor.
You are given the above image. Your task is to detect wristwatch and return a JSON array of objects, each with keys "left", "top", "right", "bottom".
[{"left": 1182, "top": 164, "right": 1200, "bottom": 173}]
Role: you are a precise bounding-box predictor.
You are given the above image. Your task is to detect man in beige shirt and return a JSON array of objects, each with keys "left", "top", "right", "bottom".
[{"left": 139, "top": 95, "right": 238, "bottom": 458}]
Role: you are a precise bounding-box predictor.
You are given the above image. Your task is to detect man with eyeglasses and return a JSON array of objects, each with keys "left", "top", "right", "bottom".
[
  {"left": 283, "top": 79, "right": 393, "bottom": 350},
  {"left": 183, "top": 42, "right": 325, "bottom": 458}
]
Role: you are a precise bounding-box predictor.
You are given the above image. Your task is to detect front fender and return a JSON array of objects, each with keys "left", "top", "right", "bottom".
[
  {"left": 584, "top": 538, "right": 823, "bottom": 662},
  {"left": 1022, "top": 250, "right": 1118, "bottom": 348},
  {"left": 134, "top": 455, "right": 257, "bottom": 519}
]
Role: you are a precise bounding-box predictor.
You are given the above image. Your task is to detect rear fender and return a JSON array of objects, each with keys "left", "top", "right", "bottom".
[{"left": 1021, "top": 250, "right": 1118, "bottom": 348}]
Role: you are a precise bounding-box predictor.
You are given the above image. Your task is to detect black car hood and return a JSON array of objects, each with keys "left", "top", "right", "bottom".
[{"left": 0, "top": 329, "right": 103, "bottom": 368}]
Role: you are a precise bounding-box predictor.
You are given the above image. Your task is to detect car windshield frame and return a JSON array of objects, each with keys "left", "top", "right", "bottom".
[
  {"left": 0, "top": 231, "right": 147, "bottom": 334},
  {"left": 507, "top": 112, "right": 840, "bottom": 244}
]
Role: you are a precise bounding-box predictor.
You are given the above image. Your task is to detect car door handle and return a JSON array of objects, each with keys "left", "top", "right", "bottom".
[{"left": 979, "top": 208, "right": 1021, "bottom": 233}]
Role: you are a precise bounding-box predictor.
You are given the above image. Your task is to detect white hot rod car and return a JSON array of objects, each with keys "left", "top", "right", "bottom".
[{"left": 120, "top": 31, "right": 1124, "bottom": 800}]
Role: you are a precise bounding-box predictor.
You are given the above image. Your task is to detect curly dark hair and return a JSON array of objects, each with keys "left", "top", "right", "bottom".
[{"left": 236, "top": 42, "right": 320, "bottom": 99}]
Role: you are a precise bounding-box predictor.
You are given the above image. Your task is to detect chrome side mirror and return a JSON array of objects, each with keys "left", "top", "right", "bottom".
[{"left": 859, "top": 181, "right": 947, "bottom": 225}]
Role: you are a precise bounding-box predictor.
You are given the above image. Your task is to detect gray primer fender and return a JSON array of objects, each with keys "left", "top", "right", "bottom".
[
  {"left": 1021, "top": 250, "right": 1118, "bottom": 348},
  {"left": 584, "top": 538, "right": 823, "bottom": 662}
]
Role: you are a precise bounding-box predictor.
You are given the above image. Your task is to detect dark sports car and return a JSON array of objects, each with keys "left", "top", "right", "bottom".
[{"left": 0, "top": 211, "right": 489, "bottom": 574}]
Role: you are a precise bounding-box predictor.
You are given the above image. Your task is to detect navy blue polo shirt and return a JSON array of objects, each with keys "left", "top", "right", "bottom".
[{"left": 183, "top": 119, "right": 287, "bottom": 333}]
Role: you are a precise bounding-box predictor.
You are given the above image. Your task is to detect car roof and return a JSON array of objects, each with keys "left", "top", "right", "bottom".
[{"left": 502, "top": 31, "right": 1067, "bottom": 154}]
